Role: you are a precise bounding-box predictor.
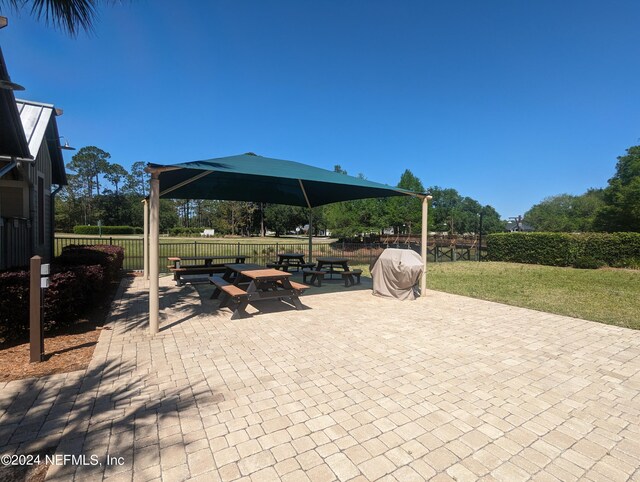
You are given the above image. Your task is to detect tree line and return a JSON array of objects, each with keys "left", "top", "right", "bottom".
[
  {"left": 524, "top": 144, "right": 640, "bottom": 232},
  {"left": 56, "top": 146, "right": 506, "bottom": 237}
]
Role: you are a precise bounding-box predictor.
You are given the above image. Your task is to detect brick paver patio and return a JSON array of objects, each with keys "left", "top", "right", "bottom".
[{"left": 1, "top": 275, "right": 639, "bottom": 481}]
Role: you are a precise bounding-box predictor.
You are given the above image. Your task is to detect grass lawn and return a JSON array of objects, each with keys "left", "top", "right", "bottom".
[{"left": 426, "top": 261, "right": 640, "bottom": 330}]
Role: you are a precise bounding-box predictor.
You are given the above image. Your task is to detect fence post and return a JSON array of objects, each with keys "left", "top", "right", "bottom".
[
  {"left": 237, "top": 242, "right": 240, "bottom": 256},
  {"left": 29, "top": 256, "right": 44, "bottom": 363}
]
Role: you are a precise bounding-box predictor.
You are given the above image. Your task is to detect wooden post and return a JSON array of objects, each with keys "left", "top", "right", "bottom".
[
  {"left": 29, "top": 256, "right": 44, "bottom": 362},
  {"left": 420, "top": 196, "right": 432, "bottom": 298},
  {"left": 149, "top": 172, "right": 160, "bottom": 335},
  {"left": 143, "top": 199, "right": 149, "bottom": 280}
]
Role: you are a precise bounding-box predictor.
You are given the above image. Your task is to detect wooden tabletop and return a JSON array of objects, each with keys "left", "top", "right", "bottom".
[
  {"left": 241, "top": 268, "right": 292, "bottom": 279},
  {"left": 277, "top": 253, "right": 305, "bottom": 258}
]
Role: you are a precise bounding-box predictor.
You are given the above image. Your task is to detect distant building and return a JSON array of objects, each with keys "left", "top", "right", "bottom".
[
  {"left": 505, "top": 216, "right": 534, "bottom": 232},
  {"left": 301, "top": 224, "right": 331, "bottom": 236}
]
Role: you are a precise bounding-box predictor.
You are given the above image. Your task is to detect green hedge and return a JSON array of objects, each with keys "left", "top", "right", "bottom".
[
  {"left": 73, "top": 225, "right": 136, "bottom": 235},
  {"left": 59, "top": 244, "right": 125, "bottom": 281},
  {"left": 0, "top": 245, "right": 124, "bottom": 343},
  {"left": 486, "top": 232, "right": 640, "bottom": 268}
]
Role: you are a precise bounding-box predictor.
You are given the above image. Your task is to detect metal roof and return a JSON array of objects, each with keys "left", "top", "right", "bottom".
[
  {"left": 15, "top": 99, "right": 67, "bottom": 185},
  {"left": 16, "top": 99, "right": 55, "bottom": 158}
]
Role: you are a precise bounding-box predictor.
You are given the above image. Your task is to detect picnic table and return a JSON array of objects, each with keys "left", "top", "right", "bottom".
[
  {"left": 210, "top": 264, "right": 308, "bottom": 319},
  {"left": 310, "top": 256, "right": 362, "bottom": 286},
  {"left": 168, "top": 255, "right": 249, "bottom": 285},
  {"left": 267, "top": 252, "right": 315, "bottom": 272},
  {"left": 316, "top": 257, "right": 350, "bottom": 278}
]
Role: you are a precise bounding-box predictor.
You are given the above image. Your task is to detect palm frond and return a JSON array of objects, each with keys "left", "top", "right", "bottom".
[
  {"left": 0, "top": 0, "right": 101, "bottom": 36},
  {"left": 31, "top": 0, "right": 97, "bottom": 35}
]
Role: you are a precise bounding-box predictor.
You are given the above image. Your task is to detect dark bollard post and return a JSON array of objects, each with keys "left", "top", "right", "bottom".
[{"left": 29, "top": 256, "right": 44, "bottom": 363}]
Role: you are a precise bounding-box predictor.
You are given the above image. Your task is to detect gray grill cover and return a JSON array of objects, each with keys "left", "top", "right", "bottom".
[{"left": 371, "top": 248, "right": 423, "bottom": 300}]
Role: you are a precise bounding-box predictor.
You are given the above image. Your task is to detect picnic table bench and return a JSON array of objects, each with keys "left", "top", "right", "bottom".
[
  {"left": 303, "top": 266, "right": 362, "bottom": 287},
  {"left": 341, "top": 269, "right": 363, "bottom": 287},
  {"left": 210, "top": 276, "right": 249, "bottom": 307},
  {"left": 168, "top": 255, "right": 249, "bottom": 285}
]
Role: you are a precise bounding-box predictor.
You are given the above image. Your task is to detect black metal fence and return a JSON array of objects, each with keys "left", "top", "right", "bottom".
[{"left": 54, "top": 236, "right": 486, "bottom": 272}]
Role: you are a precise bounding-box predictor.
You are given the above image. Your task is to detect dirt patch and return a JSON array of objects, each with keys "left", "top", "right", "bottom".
[{"left": 0, "top": 279, "right": 121, "bottom": 383}]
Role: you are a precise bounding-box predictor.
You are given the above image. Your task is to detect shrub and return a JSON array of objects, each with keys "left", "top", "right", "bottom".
[
  {"left": 0, "top": 243, "right": 125, "bottom": 342},
  {"left": 0, "top": 271, "right": 30, "bottom": 341},
  {"left": 573, "top": 256, "right": 606, "bottom": 269},
  {"left": 168, "top": 227, "right": 208, "bottom": 237},
  {"left": 0, "top": 264, "right": 106, "bottom": 342},
  {"left": 73, "top": 225, "right": 136, "bottom": 235},
  {"left": 487, "top": 232, "right": 640, "bottom": 268},
  {"left": 58, "top": 245, "right": 124, "bottom": 281},
  {"left": 44, "top": 265, "right": 106, "bottom": 327}
]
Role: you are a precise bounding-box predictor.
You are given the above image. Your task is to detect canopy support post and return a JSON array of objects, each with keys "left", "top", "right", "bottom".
[
  {"left": 308, "top": 209, "right": 313, "bottom": 264},
  {"left": 297, "top": 179, "right": 314, "bottom": 264},
  {"left": 149, "top": 172, "right": 160, "bottom": 335},
  {"left": 143, "top": 198, "right": 149, "bottom": 282},
  {"left": 420, "top": 195, "right": 432, "bottom": 297}
]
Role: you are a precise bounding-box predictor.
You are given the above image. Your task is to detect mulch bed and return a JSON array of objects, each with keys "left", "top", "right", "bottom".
[{"left": 0, "top": 278, "right": 123, "bottom": 383}]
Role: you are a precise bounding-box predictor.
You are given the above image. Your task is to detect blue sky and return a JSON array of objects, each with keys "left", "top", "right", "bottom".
[{"left": 2, "top": 0, "right": 639, "bottom": 218}]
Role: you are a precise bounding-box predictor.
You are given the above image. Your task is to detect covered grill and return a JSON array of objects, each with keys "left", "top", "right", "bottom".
[{"left": 371, "top": 248, "right": 423, "bottom": 300}]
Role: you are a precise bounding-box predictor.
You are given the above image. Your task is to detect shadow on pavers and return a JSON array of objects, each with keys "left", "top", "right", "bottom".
[{"left": 0, "top": 358, "right": 223, "bottom": 481}]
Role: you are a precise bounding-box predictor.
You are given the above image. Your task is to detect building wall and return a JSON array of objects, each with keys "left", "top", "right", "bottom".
[
  {"left": 0, "top": 161, "right": 31, "bottom": 269},
  {"left": 0, "top": 141, "right": 54, "bottom": 268}
]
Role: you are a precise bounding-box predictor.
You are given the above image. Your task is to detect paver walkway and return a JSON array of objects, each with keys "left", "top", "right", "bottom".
[{"left": 1, "top": 275, "right": 639, "bottom": 481}]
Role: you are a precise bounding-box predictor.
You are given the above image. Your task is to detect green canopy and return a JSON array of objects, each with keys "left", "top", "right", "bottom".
[
  {"left": 145, "top": 153, "right": 431, "bottom": 335},
  {"left": 149, "top": 153, "right": 423, "bottom": 207}
]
